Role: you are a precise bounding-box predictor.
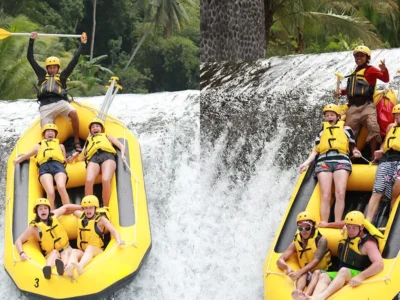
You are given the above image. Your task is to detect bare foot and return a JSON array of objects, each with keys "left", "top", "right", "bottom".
[
  {"left": 291, "top": 290, "right": 302, "bottom": 300},
  {"left": 318, "top": 221, "right": 329, "bottom": 228},
  {"left": 72, "top": 262, "right": 83, "bottom": 275},
  {"left": 297, "top": 292, "right": 312, "bottom": 300},
  {"left": 65, "top": 264, "right": 74, "bottom": 277}
]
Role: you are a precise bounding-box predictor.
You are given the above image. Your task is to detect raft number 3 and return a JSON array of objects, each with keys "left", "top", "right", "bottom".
[{"left": 34, "top": 278, "right": 39, "bottom": 288}]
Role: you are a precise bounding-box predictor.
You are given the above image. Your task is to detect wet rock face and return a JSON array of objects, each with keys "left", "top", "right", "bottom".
[{"left": 200, "top": 0, "right": 266, "bottom": 62}]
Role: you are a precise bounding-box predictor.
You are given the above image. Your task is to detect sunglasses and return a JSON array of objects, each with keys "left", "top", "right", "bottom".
[{"left": 298, "top": 226, "right": 312, "bottom": 232}]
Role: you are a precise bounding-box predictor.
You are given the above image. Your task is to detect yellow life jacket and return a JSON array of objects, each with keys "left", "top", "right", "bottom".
[
  {"left": 338, "top": 231, "right": 379, "bottom": 271},
  {"left": 85, "top": 133, "right": 117, "bottom": 162},
  {"left": 39, "top": 73, "right": 68, "bottom": 99},
  {"left": 317, "top": 121, "right": 349, "bottom": 155},
  {"left": 346, "top": 67, "right": 375, "bottom": 100},
  {"left": 77, "top": 213, "right": 105, "bottom": 251},
  {"left": 35, "top": 139, "right": 65, "bottom": 166},
  {"left": 293, "top": 229, "right": 332, "bottom": 271},
  {"left": 29, "top": 215, "right": 69, "bottom": 256},
  {"left": 383, "top": 125, "right": 400, "bottom": 152}
]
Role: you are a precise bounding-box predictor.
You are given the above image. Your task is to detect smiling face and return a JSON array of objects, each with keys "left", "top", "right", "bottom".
[
  {"left": 90, "top": 123, "right": 103, "bottom": 135},
  {"left": 394, "top": 113, "right": 400, "bottom": 125},
  {"left": 37, "top": 205, "right": 50, "bottom": 221},
  {"left": 324, "top": 111, "right": 339, "bottom": 125},
  {"left": 44, "top": 129, "right": 56, "bottom": 140},
  {"left": 297, "top": 221, "right": 313, "bottom": 239},
  {"left": 83, "top": 206, "right": 96, "bottom": 219},
  {"left": 353, "top": 52, "right": 368, "bottom": 66},
  {"left": 46, "top": 65, "right": 59, "bottom": 75}
]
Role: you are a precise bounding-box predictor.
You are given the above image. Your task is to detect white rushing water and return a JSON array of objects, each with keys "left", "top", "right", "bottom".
[{"left": 1, "top": 49, "right": 400, "bottom": 300}]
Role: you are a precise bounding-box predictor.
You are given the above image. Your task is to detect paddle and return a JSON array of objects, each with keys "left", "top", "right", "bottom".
[
  {"left": 0, "top": 28, "right": 82, "bottom": 40},
  {"left": 398, "top": 69, "right": 400, "bottom": 102},
  {"left": 335, "top": 72, "right": 344, "bottom": 105}
]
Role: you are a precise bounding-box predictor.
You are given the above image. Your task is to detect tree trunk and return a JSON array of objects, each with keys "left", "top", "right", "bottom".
[
  {"left": 296, "top": 24, "right": 304, "bottom": 54},
  {"left": 124, "top": 22, "right": 154, "bottom": 70},
  {"left": 264, "top": 0, "right": 275, "bottom": 53},
  {"left": 163, "top": 22, "right": 173, "bottom": 39},
  {"left": 90, "top": 0, "right": 97, "bottom": 61}
]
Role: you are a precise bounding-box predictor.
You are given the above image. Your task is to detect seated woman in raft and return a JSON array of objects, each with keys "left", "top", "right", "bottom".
[
  {"left": 299, "top": 104, "right": 361, "bottom": 228},
  {"left": 64, "top": 195, "right": 125, "bottom": 276},
  {"left": 70, "top": 118, "right": 126, "bottom": 207},
  {"left": 15, "top": 198, "right": 81, "bottom": 279},
  {"left": 14, "top": 124, "right": 71, "bottom": 209}
]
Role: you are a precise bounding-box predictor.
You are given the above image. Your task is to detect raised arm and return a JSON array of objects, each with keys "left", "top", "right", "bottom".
[
  {"left": 27, "top": 32, "right": 46, "bottom": 79},
  {"left": 60, "top": 33, "right": 87, "bottom": 79}
]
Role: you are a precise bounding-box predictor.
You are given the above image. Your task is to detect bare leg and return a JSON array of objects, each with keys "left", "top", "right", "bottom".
[
  {"left": 313, "top": 268, "right": 351, "bottom": 300},
  {"left": 305, "top": 270, "right": 320, "bottom": 296},
  {"left": 391, "top": 179, "right": 400, "bottom": 210},
  {"left": 312, "top": 272, "right": 332, "bottom": 295},
  {"left": 317, "top": 172, "right": 333, "bottom": 223},
  {"left": 40, "top": 174, "right": 56, "bottom": 209},
  {"left": 366, "top": 192, "right": 383, "bottom": 221},
  {"left": 45, "top": 250, "right": 59, "bottom": 267},
  {"left": 333, "top": 170, "right": 349, "bottom": 222},
  {"left": 100, "top": 160, "right": 116, "bottom": 207},
  {"left": 295, "top": 272, "right": 308, "bottom": 292},
  {"left": 54, "top": 172, "right": 70, "bottom": 205},
  {"left": 64, "top": 249, "right": 83, "bottom": 277},
  {"left": 74, "top": 245, "right": 102, "bottom": 274},
  {"left": 85, "top": 162, "right": 100, "bottom": 196},
  {"left": 68, "top": 110, "right": 80, "bottom": 143}
]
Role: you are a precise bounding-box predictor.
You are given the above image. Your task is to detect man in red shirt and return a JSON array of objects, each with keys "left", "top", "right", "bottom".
[{"left": 339, "top": 46, "right": 390, "bottom": 157}]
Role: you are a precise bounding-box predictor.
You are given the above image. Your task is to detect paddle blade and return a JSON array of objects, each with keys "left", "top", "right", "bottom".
[{"left": 0, "top": 28, "right": 11, "bottom": 40}]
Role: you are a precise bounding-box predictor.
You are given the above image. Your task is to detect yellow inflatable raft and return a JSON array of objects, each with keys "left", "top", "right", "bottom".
[
  {"left": 263, "top": 160, "right": 400, "bottom": 299},
  {"left": 4, "top": 101, "right": 151, "bottom": 298}
]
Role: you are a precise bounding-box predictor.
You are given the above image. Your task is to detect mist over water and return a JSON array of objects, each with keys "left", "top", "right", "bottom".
[
  {"left": 201, "top": 49, "right": 400, "bottom": 299},
  {"left": 0, "top": 91, "right": 202, "bottom": 300}
]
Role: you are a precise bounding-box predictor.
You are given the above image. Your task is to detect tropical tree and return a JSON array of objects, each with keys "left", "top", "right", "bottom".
[
  {"left": 265, "top": 0, "right": 400, "bottom": 56},
  {"left": 90, "top": 0, "right": 97, "bottom": 60},
  {"left": 124, "top": 0, "right": 197, "bottom": 69},
  {"left": 67, "top": 54, "right": 112, "bottom": 96}
]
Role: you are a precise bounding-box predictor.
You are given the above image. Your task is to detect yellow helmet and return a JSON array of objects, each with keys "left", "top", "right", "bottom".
[
  {"left": 353, "top": 45, "right": 371, "bottom": 58},
  {"left": 42, "top": 123, "right": 58, "bottom": 137},
  {"left": 345, "top": 211, "right": 365, "bottom": 226},
  {"left": 323, "top": 104, "right": 341, "bottom": 115},
  {"left": 88, "top": 117, "right": 105, "bottom": 131},
  {"left": 393, "top": 104, "right": 400, "bottom": 115},
  {"left": 296, "top": 211, "right": 315, "bottom": 223},
  {"left": 33, "top": 198, "right": 51, "bottom": 213},
  {"left": 81, "top": 195, "right": 100, "bottom": 208},
  {"left": 45, "top": 56, "right": 61, "bottom": 68}
]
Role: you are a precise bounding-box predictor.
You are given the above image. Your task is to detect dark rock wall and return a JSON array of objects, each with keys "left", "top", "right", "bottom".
[{"left": 200, "top": 0, "right": 266, "bottom": 62}]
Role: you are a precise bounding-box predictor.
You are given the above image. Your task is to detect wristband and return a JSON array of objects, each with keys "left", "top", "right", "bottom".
[{"left": 19, "top": 251, "right": 25, "bottom": 255}]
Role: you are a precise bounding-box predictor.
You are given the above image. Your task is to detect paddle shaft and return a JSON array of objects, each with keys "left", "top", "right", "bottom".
[
  {"left": 336, "top": 77, "right": 341, "bottom": 105},
  {"left": 11, "top": 32, "right": 81, "bottom": 38}
]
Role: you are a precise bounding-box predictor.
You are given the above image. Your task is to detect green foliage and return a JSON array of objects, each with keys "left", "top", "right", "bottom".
[
  {"left": 0, "top": 15, "right": 38, "bottom": 100},
  {"left": 67, "top": 55, "right": 112, "bottom": 96},
  {"left": 0, "top": 0, "right": 199, "bottom": 96},
  {"left": 133, "top": 25, "right": 199, "bottom": 92},
  {"left": 266, "top": 0, "right": 400, "bottom": 57}
]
